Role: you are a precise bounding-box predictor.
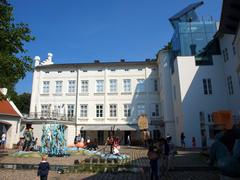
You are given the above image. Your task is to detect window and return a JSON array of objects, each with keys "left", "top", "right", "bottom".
[
  {"left": 137, "top": 104, "right": 145, "bottom": 115},
  {"left": 227, "top": 76, "right": 234, "bottom": 95},
  {"left": 110, "top": 69, "right": 115, "bottom": 72},
  {"left": 151, "top": 104, "right": 160, "bottom": 117},
  {"left": 109, "top": 104, "right": 117, "bottom": 117},
  {"left": 136, "top": 79, "right": 144, "bottom": 92},
  {"left": 55, "top": 81, "right": 62, "bottom": 93},
  {"left": 80, "top": 104, "right": 88, "bottom": 117},
  {"left": 53, "top": 105, "right": 61, "bottom": 117},
  {"left": 207, "top": 114, "right": 214, "bottom": 123},
  {"left": 68, "top": 80, "right": 76, "bottom": 93},
  {"left": 45, "top": 71, "right": 49, "bottom": 74},
  {"left": 81, "top": 80, "right": 89, "bottom": 93},
  {"left": 58, "top": 71, "right": 62, "bottom": 73},
  {"left": 124, "top": 104, "right": 131, "bottom": 117},
  {"left": 203, "top": 78, "right": 212, "bottom": 95},
  {"left": 98, "top": 69, "right": 102, "bottom": 72},
  {"left": 96, "top": 80, "right": 104, "bottom": 93},
  {"left": 223, "top": 48, "right": 229, "bottom": 62},
  {"left": 125, "top": 69, "right": 129, "bottom": 71},
  {"left": 70, "top": 70, "right": 75, "bottom": 73},
  {"left": 67, "top": 104, "right": 75, "bottom": 118},
  {"left": 123, "top": 79, "right": 131, "bottom": 92},
  {"left": 43, "top": 81, "right": 50, "bottom": 93},
  {"left": 153, "top": 79, "right": 158, "bottom": 91},
  {"left": 83, "top": 70, "right": 87, "bottom": 72},
  {"left": 109, "top": 79, "right": 117, "bottom": 93},
  {"left": 96, "top": 104, "right": 103, "bottom": 117},
  {"left": 41, "top": 104, "right": 49, "bottom": 117},
  {"left": 138, "top": 68, "right": 143, "bottom": 71}
]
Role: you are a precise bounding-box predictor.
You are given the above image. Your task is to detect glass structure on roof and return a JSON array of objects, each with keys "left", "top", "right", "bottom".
[{"left": 169, "top": 1, "right": 217, "bottom": 57}]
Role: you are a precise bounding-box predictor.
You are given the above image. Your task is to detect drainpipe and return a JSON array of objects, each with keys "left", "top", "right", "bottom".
[{"left": 75, "top": 69, "right": 79, "bottom": 136}]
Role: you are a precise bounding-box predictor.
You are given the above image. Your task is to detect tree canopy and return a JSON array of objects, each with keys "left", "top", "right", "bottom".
[{"left": 0, "top": 0, "right": 34, "bottom": 99}]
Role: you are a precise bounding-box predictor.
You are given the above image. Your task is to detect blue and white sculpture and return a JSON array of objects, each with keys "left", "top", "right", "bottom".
[{"left": 41, "top": 124, "right": 67, "bottom": 156}]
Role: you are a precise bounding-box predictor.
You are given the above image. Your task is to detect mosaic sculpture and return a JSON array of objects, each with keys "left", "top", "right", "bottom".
[{"left": 41, "top": 124, "right": 67, "bottom": 156}]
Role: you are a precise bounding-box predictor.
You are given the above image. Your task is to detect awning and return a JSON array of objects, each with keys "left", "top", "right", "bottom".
[{"left": 79, "top": 124, "right": 138, "bottom": 131}]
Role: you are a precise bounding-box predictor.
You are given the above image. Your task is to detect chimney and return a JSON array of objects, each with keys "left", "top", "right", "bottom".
[
  {"left": 47, "top": 53, "right": 53, "bottom": 62},
  {"left": 120, "top": 59, "right": 125, "bottom": 62},
  {"left": 145, "top": 58, "right": 151, "bottom": 62},
  {"left": 0, "top": 88, "right": 8, "bottom": 96},
  {"left": 34, "top": 56, "right": 40, "bottom": 66},
  {"left": 94, "top": 60, "right": 100, "bottom": 63}
]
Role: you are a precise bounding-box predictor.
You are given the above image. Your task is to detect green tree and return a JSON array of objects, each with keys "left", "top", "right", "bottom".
[
  {"left": 0, "top": 0, "right": 34, "bottom": 99},
  {"left": 13, "top": 93, "right": 31, "bottom": 114}
]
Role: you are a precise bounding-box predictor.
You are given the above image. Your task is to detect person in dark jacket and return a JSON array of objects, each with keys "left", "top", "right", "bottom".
[{"left": 37, "top": 155, "right": 50, "bottom": 180}]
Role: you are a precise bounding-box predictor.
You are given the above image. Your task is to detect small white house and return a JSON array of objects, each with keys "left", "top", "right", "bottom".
[{"left": 0, "top": 89, "right": 22, "bottom": 149}]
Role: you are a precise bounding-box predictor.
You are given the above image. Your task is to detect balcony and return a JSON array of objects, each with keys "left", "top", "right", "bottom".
[{"left": 28, "top": 112, "right": 75, "bottom": 122}]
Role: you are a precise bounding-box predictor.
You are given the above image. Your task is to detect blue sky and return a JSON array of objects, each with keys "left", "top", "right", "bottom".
[{"left": 11, "top": 0, "right": 222, "bottom": 94}]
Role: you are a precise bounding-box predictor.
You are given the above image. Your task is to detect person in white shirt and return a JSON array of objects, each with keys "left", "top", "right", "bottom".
[{"left": 1, "top": 133, "right": 6, "bottom": 149}]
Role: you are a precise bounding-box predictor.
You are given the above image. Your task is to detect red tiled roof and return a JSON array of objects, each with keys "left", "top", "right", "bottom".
[{"left": 0, "top": 100, "right": 20, "bottom": 117}]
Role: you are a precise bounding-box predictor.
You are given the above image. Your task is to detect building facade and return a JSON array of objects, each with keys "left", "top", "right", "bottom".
[{"left": 29, "top": 55, "right": 162, "bottom": 145}]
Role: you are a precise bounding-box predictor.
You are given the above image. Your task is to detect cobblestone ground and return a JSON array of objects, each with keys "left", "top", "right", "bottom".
[
  {"left": 0, "top": 146, "right": 221, "bottom": 180},
  {"left": 0, "top": 169, "right": 220, "bottom": 180}
]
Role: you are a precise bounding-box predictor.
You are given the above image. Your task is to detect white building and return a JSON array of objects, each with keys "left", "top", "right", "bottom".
[
  {"left": 28, "top": 54, "right": 162, "bottom": 146},
  {"left": 157, "top": 0, "right": 240, "bottom": 148},
  {"left": 26, "top": 0, "right": 240, "bottom": 149}
]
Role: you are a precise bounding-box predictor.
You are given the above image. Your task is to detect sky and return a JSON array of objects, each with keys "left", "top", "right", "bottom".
[{"left": 11, "top": 0, "right": 222, "bottom": 94}]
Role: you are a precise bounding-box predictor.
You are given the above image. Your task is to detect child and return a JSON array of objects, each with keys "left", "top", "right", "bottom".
[
  {"left": 37, "top": 155, "right": 50, "bottom": 180},
  {"left": 192, "top": 137, "right": 196, "bottom": 148}
]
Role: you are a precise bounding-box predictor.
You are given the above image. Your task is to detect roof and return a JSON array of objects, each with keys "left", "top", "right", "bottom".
[
  {"left": 219, "top": 0, "right": 240, "bottom": 34},
  {"left": 35, "top": 60, "right": 157, "bottom": 70},
  {"left": 0, "top": 99, "right": 21, "bottom": 117},
  {"left": 169, "top": 1, "right": 203, "bottom": 22}
]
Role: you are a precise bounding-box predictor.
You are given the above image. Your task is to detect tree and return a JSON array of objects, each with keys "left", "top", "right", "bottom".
[
  {"left": 0, "top": 0, "right": 34, "bottom": 99},
  {"left": 13, "top": 93, "right": 31, "bottom": 114}
]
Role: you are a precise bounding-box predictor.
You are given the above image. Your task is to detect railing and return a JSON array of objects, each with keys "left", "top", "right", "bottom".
[{"left": 28, "top": 112, "right": 75, "bottom": 121}]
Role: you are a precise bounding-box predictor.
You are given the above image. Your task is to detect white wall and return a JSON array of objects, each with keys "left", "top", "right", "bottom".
[{"left": 173, "top": 55, "right": 229, "bottom": 147}]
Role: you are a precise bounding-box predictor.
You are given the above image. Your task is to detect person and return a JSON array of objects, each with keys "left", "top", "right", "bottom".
[
  {"left": 147, "top": 145, "right": 159, "bottom": 180},
  {"left": 37, "top": 155, "right": 50, "bottom": 180},
  {"left": 167, "top": 136, "right": 175, "bottom": 170},
  {"left": 180, "top": 132, "right": 185, "bottom": 148},
  {"left": 127, "top": 135, "right": 131, "bottom": 147},
  {"left": 192, "top": 137, "right": 196, "bottom": 148},
  {"left": 1, "top": 133, "right": 6, "bottom": 149},
  {"left": 74, "top": 133, "right": 81, "bottom": 145},
  {"left": 113, "top": 137, "right": 121, "bottom": 155}
]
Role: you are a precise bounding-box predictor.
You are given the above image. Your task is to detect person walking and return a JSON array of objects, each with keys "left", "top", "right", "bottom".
[
  {"left": 147, "top": 145, "right": 159, "bottom": 180},
  {"left": 181, "top": 132, "right": 185, "bottom": 148},
  {"left": 127, "top": 135, "right": 131, "bottom": 147},
  {"left": 37, "top": 155, "right": 50, "bottom": 180}
]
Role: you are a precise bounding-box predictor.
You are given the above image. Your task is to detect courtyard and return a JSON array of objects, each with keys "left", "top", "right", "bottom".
[{"left": 0, "top": 146, "right": 220, "bottom": 180}]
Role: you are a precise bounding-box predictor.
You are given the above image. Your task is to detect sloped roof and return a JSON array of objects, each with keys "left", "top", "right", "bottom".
[
  {"left": 169, "top": 1, "right": 203, "bottom": 22},
  {"left": 0, "top": 99, "right": 20, "bottom": 117}
]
